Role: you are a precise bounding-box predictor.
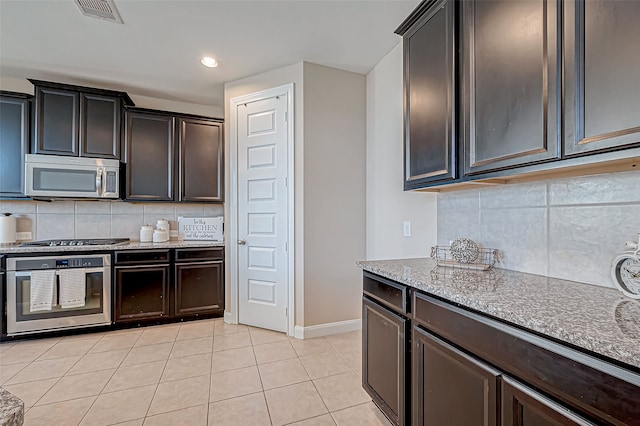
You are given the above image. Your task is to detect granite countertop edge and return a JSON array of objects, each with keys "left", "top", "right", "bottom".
[
  {"left": 0, "top": 240, "right": 225, "bottom": 254},
  {"left": 357, "top": 258, "right": 640, "bottom": 371},
  {"left": 0, "top": 387, "right": 24, "bottom": 426}
]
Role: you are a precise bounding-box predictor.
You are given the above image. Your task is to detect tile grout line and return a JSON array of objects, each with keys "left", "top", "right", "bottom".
[
  {"left": 205, "top": 323, "right": 216, "bottom": 426},
  {"left": 77, "top": 328, "right": 145, "bottom": 426},
  {"left": 248, "top": 327, "right": 275, "bottom": 426},
  {"left": 27, "top": 334, "right": 107, "bottom": 411}
]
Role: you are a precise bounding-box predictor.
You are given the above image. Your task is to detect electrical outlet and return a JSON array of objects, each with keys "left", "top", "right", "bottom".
[
  {"left": 403, "top": 221, "right": 411, "bottom": 237},
  {"left": 16, "top": 231, "right": 32, "bottom": 240}
]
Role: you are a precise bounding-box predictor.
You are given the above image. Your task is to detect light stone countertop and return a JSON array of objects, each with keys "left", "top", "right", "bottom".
[
  {"left": 0, "top": 240, "right": 224, "bottom": 255},
  {"left": 0, "top": 387, "right": 23, "bottom": 426},
  {"left": 357, "top": 257, "right": 640, "bottom": 370}
]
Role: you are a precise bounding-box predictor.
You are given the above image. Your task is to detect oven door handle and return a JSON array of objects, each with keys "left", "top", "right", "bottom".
[{"left": 14, "top": 267, "right": 107, "bottom": 277}]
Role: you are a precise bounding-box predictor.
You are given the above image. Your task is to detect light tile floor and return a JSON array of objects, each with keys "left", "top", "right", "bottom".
[{"left": 0, "top": 319, "right": 392, "bottom": 426}]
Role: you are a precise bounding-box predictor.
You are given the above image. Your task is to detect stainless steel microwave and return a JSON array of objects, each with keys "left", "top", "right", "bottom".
[{"left": 25, "top": 154, "right": 120, "bottom": 199}]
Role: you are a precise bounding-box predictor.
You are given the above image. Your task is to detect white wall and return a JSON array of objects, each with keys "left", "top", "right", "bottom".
[
  {"left": 366, "top": 43, "right": 438, "bottom": 260},
  {"left": 224, "top": 62, "right": 366, "bottom": 330},
  {"left": 302, "top": 62, "right": 366, "bottom": 326}
]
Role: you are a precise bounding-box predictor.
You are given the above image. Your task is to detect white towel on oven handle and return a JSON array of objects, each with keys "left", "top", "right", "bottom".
[
  {"left": 30, "top": 270, "right": 56, "bottom": 312},
  {"left": 58, "top": 268, "right": 87, "bottom": 309}
]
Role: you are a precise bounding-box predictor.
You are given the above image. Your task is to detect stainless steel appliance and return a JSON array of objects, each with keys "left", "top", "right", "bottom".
[
  {"left": 25, "top": 154, "right": 120, "bottom": 199},
  {"left": 6, "top": 253, "right": 112, "bottom": 336},
  {"left": 21, "top": 238, "right": 129, "bottom": 247}
]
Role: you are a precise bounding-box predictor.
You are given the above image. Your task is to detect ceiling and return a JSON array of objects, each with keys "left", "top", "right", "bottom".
[{"left": 0, "top": 0, "right": 419, "bottom": 112}]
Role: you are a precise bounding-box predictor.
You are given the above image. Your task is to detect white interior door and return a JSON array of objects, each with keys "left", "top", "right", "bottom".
[{"left": 237, "top": 94, "right": 289, "bottom": 332}]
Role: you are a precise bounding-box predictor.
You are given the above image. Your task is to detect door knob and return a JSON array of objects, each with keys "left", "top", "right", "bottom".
[{"left": 238, "top": 240, "right": 247, "bottom": 245}]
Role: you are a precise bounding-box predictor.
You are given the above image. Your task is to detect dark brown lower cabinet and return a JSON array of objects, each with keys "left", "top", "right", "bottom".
[
  {"left": 412, "top": 325, "right": 499, "bottom": 426},
  {"left": 502, "top": 376, "right": 593, "bottom": 426},
  {"left": 362, "top": 272, "right": 640, "bottom": 426},
  {"left": 115, "top": 264, "right": 169, "bottom": 322},
  {"left": 114, "top": 250, "right": 171, "bottom": 322},
  {"left": 114, "top": 248, "right": 225, "bottom": 325},
  {"left": 173, "top": 248, "right": 224, "bottom": 317},
  {"left": 362, "top": 296, "right": 409, "bottom": 426}
]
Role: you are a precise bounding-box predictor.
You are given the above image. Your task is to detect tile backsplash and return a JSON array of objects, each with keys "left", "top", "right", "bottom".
[
  {"left": 437, "top": 170, "right": 640, "bottom": 288},
  {"left": 0, "top": 200, "right": 224, "bottom": 242}
]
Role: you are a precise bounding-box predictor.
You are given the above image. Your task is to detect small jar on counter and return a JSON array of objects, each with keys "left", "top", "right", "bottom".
[{"left": 139, "top": 225, "right": 154, "bottom": 243}]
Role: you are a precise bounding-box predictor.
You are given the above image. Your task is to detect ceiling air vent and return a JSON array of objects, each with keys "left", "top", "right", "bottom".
[{"left": 74, "top": 0, "right": 123, "bottom": 24}]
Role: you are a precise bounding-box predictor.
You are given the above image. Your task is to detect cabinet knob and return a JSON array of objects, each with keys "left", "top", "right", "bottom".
[{"left": 238, "top": 240, "right": 247, "bottom": 245}]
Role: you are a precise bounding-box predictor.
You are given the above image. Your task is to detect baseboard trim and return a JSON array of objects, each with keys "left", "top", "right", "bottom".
[
  {"left": 223, "top": 311, "right": 235, "bottom": 324},
  {"left": 293, "top": 319, "right": 361, "bottom": 339}
]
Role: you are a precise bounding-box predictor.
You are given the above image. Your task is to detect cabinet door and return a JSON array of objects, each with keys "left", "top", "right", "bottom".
[
  {"left": 463, "top": 0, "right": 560, "bottom": 175},
  {"left": 502, "top": 376, "right": 595, "bottom": 426},
  {"left": 564, "top": 0, "right": 640, "bottom": 156},
  {"left": 0, "top": 94, "right": 29, "bottom": 197},
  {"left": 80, "top": 93, "right": 121, "bottom": 159},
  {"left": 124, "top": 111, "right": 174, "bottom": 201},
  {"left": 114, "top": 265, "right": 169, "bottom": 322},
  {"left": 362, "top": 297, "right": 408, "bottom": 426},
  {"left": 33, "top": 87, "right": 79, "bottom": 155},
  {"left": 177, "top": 118, "right": 223, "bottom": 202},
  {"left": 412, "top": 325, "right": 499, "bottom": 426},
  {"left": 403, "top": 0, "right": 456, "bottom": 189},
  {"left": 173, "top": 260, "right": 224, "bottom": 317}
]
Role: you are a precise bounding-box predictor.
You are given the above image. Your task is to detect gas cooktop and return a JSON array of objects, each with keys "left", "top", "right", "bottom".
[{"left": 21, "top": 238, "right": 130, "bottom": 247}]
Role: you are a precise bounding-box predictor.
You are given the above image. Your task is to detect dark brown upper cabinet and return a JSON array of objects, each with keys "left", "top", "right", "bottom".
[
  {"left": 177, "top": 118, "right": 223, "bottom": 202},
  {"left": 124, "top": 108, "right": 224, "bottom": 203},
  {"left": 124, "top": 110, "right": 175, "bottom": 201},
  {"left": 0, "top": 92, "right": 31, "bottom": 198},
  {"left": 29, "top": 79, "right": 133, "bottom": 160},
  {"left": 463, "top": 0, "right": 560, "bottom": 175},
  {"left": 396, "top": 0, "right": 457, "bottom": 189},
  {"left": 563, "top": 0, "right": 640, "bottom": 156}
]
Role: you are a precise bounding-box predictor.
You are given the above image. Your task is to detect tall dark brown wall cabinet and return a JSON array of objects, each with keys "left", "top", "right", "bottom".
[
  {"left": 124, "top": 111, "right": 175, "bottom": 201},
  {"left": 30, "top": 80, "right": 132, "bottom": 159},
  {"left": 399, "top": 0, "right": 640, "bottom": 191},
  {"left": 0, "top": 92, "right": 30, "bottom": 198},
  {"left": 399, "top": 0, "right": 456, "bottom": 189},
  {"left": 563, "top": 0, "right": 640, "bottom": 156},
  {"left": 124, "top": 108, "right": 223, "bottom": 203},
  {"left": 462, "top": 0, "right": 560, "bottom": 175}
]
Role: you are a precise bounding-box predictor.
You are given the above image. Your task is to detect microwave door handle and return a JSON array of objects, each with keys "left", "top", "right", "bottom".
[
  {"left": 96, "top": 168, "right": 103, "bottom": 196},
  {"left": 100, "top": 168, "right": 107, "bottom": 195}
]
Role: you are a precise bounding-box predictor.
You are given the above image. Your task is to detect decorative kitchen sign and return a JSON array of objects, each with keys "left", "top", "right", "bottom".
[{"left": 178, "top": 217, "right": 223, "bottom": 241}]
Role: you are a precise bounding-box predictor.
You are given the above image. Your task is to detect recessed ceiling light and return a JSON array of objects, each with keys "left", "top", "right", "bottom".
[{"left": 200, "top": 56, "right": 218, "bottom": 68}]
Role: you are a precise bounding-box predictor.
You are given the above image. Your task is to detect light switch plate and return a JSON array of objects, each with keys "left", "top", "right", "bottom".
[
  {"left": 16, "top": 231, "right": 32, "bottom": 240},
  {"left": 403, "top": 221, "right": 411, "bottom": 237}
]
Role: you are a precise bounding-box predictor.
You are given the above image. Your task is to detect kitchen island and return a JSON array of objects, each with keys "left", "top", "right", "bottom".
[{"left": 358, "top": 257, "right": 640, "bottom": 425}]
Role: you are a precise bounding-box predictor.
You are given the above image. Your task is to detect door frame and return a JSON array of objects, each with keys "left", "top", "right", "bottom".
[{"left": 229, "top": 84, "right": 295, "bottom": 336}]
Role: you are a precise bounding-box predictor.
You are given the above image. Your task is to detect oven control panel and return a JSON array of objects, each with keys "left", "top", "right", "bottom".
[{"left": 9, "top": 256, "right": 106, "bottom": 271}]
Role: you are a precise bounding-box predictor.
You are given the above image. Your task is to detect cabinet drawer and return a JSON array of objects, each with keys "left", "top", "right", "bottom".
[
  {"left": 114, "top": 250, "right": 170, "bottom": 265},
  {"left": 363, "top": 272, "right": 408, "bottom": 315},
  {"left": 174, "top": 247, "right": 223, "bottom": 262}
]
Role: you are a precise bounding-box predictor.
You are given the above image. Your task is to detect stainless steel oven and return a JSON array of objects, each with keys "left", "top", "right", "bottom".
[{"left": 6, "top": 253, "right": 111, "bottom": 336}]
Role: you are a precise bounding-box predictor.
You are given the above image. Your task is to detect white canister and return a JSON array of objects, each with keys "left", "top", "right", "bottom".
[
  {"left": 140, "top": 225, "right": 154, "bottom": 243},
  {"left": 153, "top": 229, "right": 168, "bottom": 243},
  {"left": 0, "top": 213, "right": 17, "bottom": 245},
  {"left": 156, "top": 219, "right": 170, "bottom": 232}
]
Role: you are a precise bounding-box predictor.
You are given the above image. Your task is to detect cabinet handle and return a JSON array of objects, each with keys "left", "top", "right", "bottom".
[{"left": 238, "top": 240, "right": 246, "bottom": 245}]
